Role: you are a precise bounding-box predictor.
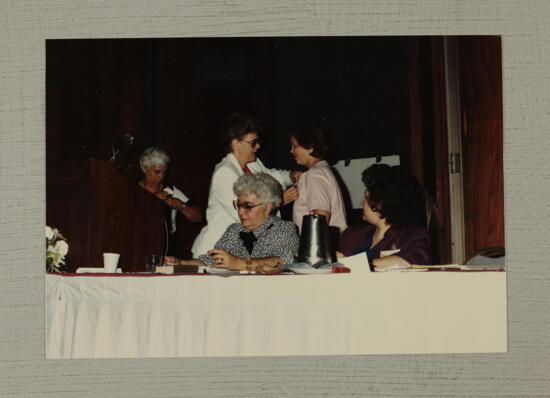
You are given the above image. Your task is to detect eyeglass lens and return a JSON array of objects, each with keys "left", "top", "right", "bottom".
[
  {"left": 233, "top": 200, "right": 261, "bottom": 210},
  {"left": 243, "top": 138, "right": 260, "bottom": 146}
]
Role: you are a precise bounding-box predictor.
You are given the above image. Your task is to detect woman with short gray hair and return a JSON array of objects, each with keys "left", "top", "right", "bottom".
[
  {"left": 232, "top": 172, "right": 283, "bottom": 209},
  {"left": 166, "top": 173, "right": 299, "bottom": 274},
  {"left": 139, "top": 146, "right": 171, "bottom": 169},
  {"left": 138, "top": 146, "right": 202, "bottom": 257}
]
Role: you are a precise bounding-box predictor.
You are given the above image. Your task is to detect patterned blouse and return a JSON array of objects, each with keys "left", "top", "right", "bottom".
[{"left": 198, "top": 215, "right": 300, "bottom": 266}]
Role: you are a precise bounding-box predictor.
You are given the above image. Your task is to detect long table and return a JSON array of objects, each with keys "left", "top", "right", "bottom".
[{"left": 46, "top": 271, "right": 507, "bottom": 358}]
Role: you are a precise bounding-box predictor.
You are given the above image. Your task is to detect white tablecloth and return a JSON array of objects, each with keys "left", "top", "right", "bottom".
[{"left": 46, "top": 272, "right": 507, "bottom": 358}]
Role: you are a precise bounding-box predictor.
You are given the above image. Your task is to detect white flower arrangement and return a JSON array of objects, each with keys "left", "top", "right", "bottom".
[
  {"left": 163, "top": 186, "right": 174, "bottom": 197},
  {"left": 46, "top": 226, "right": 69, "bottom": 273}
]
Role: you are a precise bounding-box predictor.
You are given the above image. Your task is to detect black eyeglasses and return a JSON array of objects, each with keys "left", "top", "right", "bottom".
[
  {"left": 240, "top": 138, "right": 261, "bottom": 147},
  {"left": 233, "top": 200, "right": 263, "bottom": 211}
]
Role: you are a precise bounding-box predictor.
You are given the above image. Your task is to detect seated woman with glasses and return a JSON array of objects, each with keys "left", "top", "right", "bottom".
[
  {"left": 191, "top": 113, "right": 302, "bottom": 258},
  {"left": 166, "top": 173, "right": 299, "bottom": 274},
  {"left": 339, "top": 165, "right": 432, "bottom": 270}
]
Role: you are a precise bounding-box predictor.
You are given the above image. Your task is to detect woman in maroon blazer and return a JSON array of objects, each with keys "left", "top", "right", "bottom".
[{"left": 339, "top": 165, "right": 432, "bottom": 270}]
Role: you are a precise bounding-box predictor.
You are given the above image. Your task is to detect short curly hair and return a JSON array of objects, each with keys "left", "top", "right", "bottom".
[
  {"left": 139, "top": 147, "right": 170, "bottom": 169},
  {"left": 361, "top": 163, "right": 391, "bottom": 190},
  {"left": 289, "top": 124, "right": 329, "bottom": 159},
  {"left": 363, "top": 165, "right": 425, "bottom": 228},
  {"left": 222, "top": 112, "right": 263, "bottom": 154},
  {"left": 233, "top": 173, "right": 283, "bottom": 209}
]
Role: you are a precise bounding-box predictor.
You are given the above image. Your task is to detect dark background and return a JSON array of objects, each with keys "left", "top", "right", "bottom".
[{"left": 46, "top": 36, "right": 419, "bottom": 187}]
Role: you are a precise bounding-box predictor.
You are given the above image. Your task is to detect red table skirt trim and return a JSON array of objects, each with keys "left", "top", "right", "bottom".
[{"left": 47, "top": 265, "right": 352, "bottom": 277}]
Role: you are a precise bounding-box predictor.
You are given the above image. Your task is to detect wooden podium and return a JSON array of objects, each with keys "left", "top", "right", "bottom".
[{"left": 46, "top": 158, "right": 166, "bottom": 272}]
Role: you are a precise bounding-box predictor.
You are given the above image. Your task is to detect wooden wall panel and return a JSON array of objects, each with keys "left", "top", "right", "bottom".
[
  {"left": 430, "top": 37, "right": 452, "bottom": 264},
  {"left": 47, "top": 159, "right": 165, "bottom": 272},
  {"left": 458, "top": 36, "right": 505, "bottom": 260}
]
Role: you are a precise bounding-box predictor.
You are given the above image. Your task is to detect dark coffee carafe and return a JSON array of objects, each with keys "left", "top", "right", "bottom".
[{"left": 297, "top": 214, "right": 336, "bottom": 268}]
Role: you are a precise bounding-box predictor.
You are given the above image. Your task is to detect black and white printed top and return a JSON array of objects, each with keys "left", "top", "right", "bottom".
[{"left": 198, "top": 215, "right": 300, "bottom": 266}]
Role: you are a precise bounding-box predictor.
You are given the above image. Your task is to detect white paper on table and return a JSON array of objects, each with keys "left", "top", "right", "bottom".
[
  {"left": 338, "top": 252, "right": 371, "bottom": 273},
  {"left": 76, "top": 267, "right": 122, "bottom": 273},
  {"left": 380, "top": 248, "right": 401, "bottom": 257},
  {"left": 377, "top": 264, "right": 411, "bottom": 272}
]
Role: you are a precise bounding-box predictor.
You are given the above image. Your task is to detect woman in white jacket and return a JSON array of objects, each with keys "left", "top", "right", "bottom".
[{"left": 191, "top": 113, "right": 301, "bottom": 258}]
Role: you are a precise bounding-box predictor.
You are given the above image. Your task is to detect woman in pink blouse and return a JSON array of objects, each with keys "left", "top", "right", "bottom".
[{"left": 289, "top": 125, "right": 347, "bottom": 234}]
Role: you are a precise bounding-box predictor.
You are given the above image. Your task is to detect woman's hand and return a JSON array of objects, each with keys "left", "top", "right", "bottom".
[
  {"left": 164, "top": 197, "right": 203, "bottom": 223},
  {"left": 290, "top": 170, "right": 303, "bottom": 183},
  {"left": 208, "top": 249, "right": 243, "bottom": 270},
  {"left": 155, "top": 190, "right": 170, "bottom": 200},
  {"left": 141, "top": 181, "right": 167, "bottom": 198},
  {"left": 164, "top": 256, "right": 181, "bottom": 265},
  {"left": 164, "top": 197, "right": 184, "bottom": 210},
  {"left": 283, "top": 186, "right": 299, "bottom": 205},
  {"left": 311, "top": 208, "right": 331, "bottom": 223}
]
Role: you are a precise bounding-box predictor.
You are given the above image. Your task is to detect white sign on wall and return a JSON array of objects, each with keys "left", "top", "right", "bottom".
[{"left": 333, "top": 155, "right": 400, "bottom": 209}]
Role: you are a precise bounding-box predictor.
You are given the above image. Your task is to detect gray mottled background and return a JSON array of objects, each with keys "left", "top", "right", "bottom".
[{"left": 1, "top": 1, "right": 549, "bottom": 396}]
